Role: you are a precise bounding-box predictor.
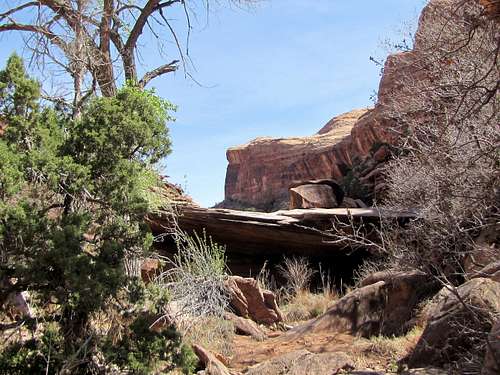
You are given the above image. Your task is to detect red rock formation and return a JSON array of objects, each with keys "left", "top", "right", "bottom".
[{"left": 223, "top": 109, "right": 368, "bottom": 210}]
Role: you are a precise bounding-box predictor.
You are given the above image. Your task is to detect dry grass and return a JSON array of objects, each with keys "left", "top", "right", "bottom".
[
  {"left": 348, "top": 326, "right": 423, "bottom": 371},
  {"left": 281, "top": 289, "right": 337, "bottom": 324},
  {"left": 180, "top": 316, "right": 235, "bottom": 358},
  {"left": 278, "top": 257, "right": 316, "bottom": 298}
]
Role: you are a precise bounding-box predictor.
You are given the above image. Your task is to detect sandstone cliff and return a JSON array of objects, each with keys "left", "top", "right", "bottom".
[{"left": 222, "top": 109, "right": 369, "bottom": 211}]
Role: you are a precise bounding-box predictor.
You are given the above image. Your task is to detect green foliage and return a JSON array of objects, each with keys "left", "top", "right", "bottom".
[
  {"left": 0, "top": 323, "right": 65, "bottom": 375},
  {"left": 0, "top": 54, "right": 185, "bottom": 373},
  {"left": 102, "top": 315, "right": 197, "bottom": 375}
]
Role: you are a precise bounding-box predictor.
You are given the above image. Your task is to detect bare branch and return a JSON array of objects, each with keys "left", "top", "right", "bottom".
[{"left": 138, "top": 60, "right": 179, "bottom": 88}]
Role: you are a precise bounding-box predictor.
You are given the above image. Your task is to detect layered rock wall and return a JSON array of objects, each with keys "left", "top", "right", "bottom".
[{"left": 222, "top": 109, "right": 369, "bottom": 211}]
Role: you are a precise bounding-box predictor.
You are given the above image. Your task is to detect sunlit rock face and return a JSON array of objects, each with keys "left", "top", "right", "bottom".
[{"left": 222, "top": 109, "right": 368, "bottom": 211}]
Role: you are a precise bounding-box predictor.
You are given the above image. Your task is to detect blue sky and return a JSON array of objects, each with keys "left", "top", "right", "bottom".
[{"left": 0, "top": 0, "right": 426, "bottom": 207}]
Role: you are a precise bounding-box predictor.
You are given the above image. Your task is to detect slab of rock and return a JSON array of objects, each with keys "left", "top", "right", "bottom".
[
  {"left": 245, "top": 349, "right": 354, "bottom": 375},
  {"left": 225, "top": 276, "right": 283, "bottom": 325},
  {"left": 408, "top": 278, "right": 500, "bottom": 369},
  {"left": 224, "top": 312, "right": 266, "bottom": 341},
  {"left": 482, "top": 319, "right": 500, "bottom": 375},
  {"left": 192, "top": 344, "right": 231, "bottom": 375},
  {"left": 150, "top": 206, "right": 417, "bottom": 259}
]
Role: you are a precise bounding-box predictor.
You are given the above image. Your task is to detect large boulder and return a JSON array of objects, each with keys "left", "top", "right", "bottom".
[
  {"left": 245, "top": 349, "right": 354, "bottom": 375},
  {"left": 290, "top": 270, "right": 435, "bottom": 338},
  {"left": 225, "top": 276, "right": 283, "bottom": 325},
  {"left": 359, "top": 270, "right": 438, "bottom": 334},
  {"left": 482, "top": 319, "right": 500, "bottom": 375},
  {"left": 407, "top": 278, "right": 500, "bottom": 369},
  {"left": 289, "top": 179, "right": 345, "bottom": 209},
  {"left": 289, "top": 184, "right": 337, "bottom": 209}
]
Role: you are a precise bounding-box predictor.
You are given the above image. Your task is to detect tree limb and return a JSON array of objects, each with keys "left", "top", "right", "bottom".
[{"left": 138, "top": 60, "right": 179, "bottom": 88}]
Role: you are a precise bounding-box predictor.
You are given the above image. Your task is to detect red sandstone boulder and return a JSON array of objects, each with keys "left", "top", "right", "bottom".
[
  {"left": 193, "top": 344, "right": 232, "bottom": 375},
  {"left": 289, "top": 184, "right": 337, "bottom": 209},
  {"left": 225, "top": 276, "right": 283, "bottom": 325},
  {"left": 224, "top": 312, "right": 267, "bottom": 341},
  {"left": 289, "top": 179, "right": 345, "bottom": 210}
]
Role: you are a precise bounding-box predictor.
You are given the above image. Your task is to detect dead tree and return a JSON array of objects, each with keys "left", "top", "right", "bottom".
[{"left": 0, "top": 0, "right": 257, "bottom": 115}]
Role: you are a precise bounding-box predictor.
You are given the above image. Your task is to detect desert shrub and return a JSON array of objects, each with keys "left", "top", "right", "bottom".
[
  {"left": 281, "top": 290, "right": 336, "bottom": 323},
  {"left": 0, "top": 323, "right": 64, "bottom": 375},
  {"left": 340, "top": 168, "right": 371, "bottom": 200},
  {"left": 277, "top": 259, "right": 337, "bottom": 323},
  {"left": 379, "top": 0, "right": 499, "bottom": 283},
  {"left": 163, "top": 230, "right": 229, "bottom": 322},
  {"left": 256, "top": 260, "right": 278, "bottom": 294},
  {"left": 182, "top": 316, "right": 235, "bottom": 357},
  {"left": 277, "top": 257, "right": 316, "bottom": 300},
  {"left": 157, "top": 230, "right": 233, "bottom": 356}
]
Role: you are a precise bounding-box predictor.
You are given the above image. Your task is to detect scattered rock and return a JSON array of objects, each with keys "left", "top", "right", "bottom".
[
  {"left": 225, "top": 276, "right": 283, "bottom": 325},
  {"left": 224, "top": 312, "right": 267, "bottom": 341},
  {"left": 407, "top": 278, "right": 500, "bottom": 369},
  {"left": 482, "top": 319, "right": 500, "bottom": 375},
  {"left": 245, "top": 349, "right": 354, "bottom": 375},
  {"left": 192, "top": 344, "right": 232, "bottom": 375}
]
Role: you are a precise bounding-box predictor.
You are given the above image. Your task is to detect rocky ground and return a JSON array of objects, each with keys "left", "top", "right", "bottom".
[{"left": 188, "top": 271, "right": 500, "bottom": 375}]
